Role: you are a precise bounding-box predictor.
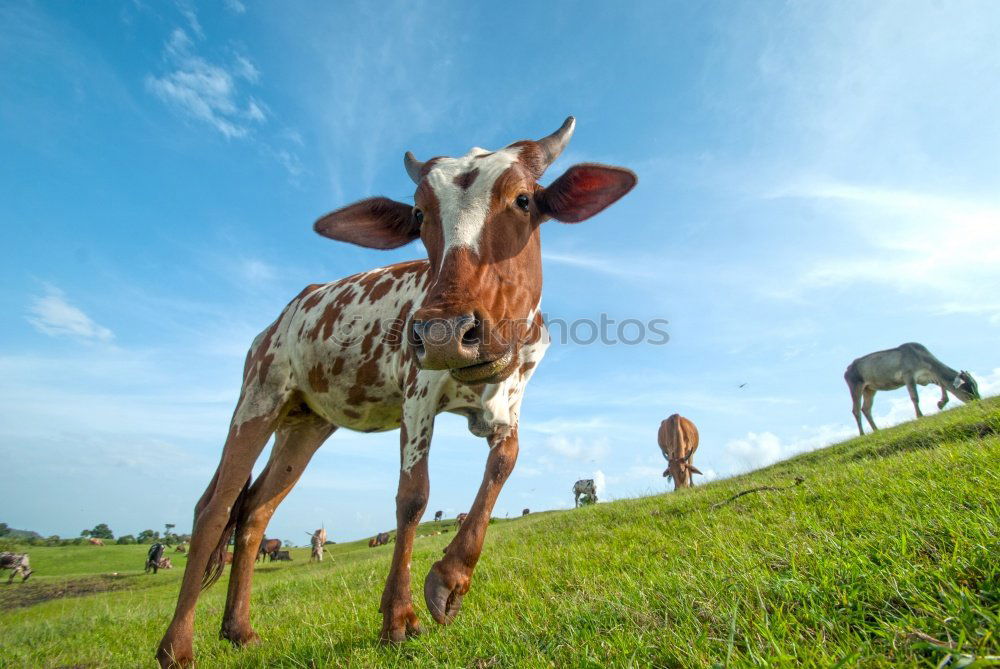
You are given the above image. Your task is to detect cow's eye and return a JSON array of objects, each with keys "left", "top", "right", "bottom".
[
  {"left": 414, "top": 209, "right": 424, "bottom": 225},
  {"left": 515, "top": 194, "right": 530, "bottom": 211}
]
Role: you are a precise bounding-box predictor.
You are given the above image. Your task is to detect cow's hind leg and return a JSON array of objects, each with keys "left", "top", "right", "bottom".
[
  {"left": 156, "top": 398, "right": 287, "bottom": 669},
  {"left": 220, "top": 406, "right": 335, "bottom": 647},
  {"left": 849, "top": 383, "right": 865, "bottom": 436},
  {"left": 861, "top": 388, "right": 878, "bottom": 432}
]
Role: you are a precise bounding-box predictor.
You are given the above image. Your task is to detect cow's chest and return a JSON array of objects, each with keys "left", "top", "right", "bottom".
[{"left": 278, "top": 266, "right": 547, "bottom": 437}]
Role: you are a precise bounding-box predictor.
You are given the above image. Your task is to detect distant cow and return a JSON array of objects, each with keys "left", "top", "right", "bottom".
[
  {"left": 845, "top": 342, "right": 981, "bottom": 436},
  {"left": 272, "top": 550, "right": 292, "bottom": 562},
  {"left": 368, "top": 532, "right": 391, "bottom": 548},
  {"left": 658, "top": 414, "right": 702, "bottom": 490},
  {"left": 522, "top": 508, "right": 530, "bottom": 516},
  {"left": 257, "top": 538, "right": 281, "bottom": 563},
  {"left": 0, "top": 552, "right": 32, "bottom": 583},
  {"left": 456, "top": 513, "right": 468, "bottom": 527},
  {"left": 146, "top": 543, "right": 166, "bottom": 574},
  {"left": 88, "top": 538, "right": 104, "bottom": 546},
  {"left": 175, "top": 544, "right": 186, "bottom": 553},
  {"left": 573, "top": 479, "right": 597, "bottom": 508},
  {"left": 434, "top": 510, "right": 443, "bottom": 522},
  {"left": 310, "top": 528, "right": 327, "bottom": 562},
  {"left": 158, "top": 557, "right": 174, "bottom": 570},
  {"left": 224, "top": 551, "right": 234, "bottom": 565}
]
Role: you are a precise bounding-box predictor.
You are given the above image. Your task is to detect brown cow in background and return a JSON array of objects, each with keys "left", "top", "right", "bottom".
[
  {"left": 257, "top": 538, "right": 281, "bottom": 563},
  {"left": 88, "top": 538, "right": 104, "bottom": 546},
  {"left": 456, "top": 513, "right": 468, "bottom": 527},
  {"left": 658, "top": 414, "right": 702, "bottom": 490}
]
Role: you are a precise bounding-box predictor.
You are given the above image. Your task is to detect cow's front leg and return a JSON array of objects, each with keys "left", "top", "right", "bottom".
[
  {"left": 379, "top": 412, "right": 432, "bottom": 644},
  {"left": 938, "top": 383, "right": 950, "bottom": 410},
  {"left": 424, "top": 426, "right": 518, "bottom": 625}
]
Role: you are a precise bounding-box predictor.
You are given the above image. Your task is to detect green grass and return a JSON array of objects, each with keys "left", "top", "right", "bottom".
[{"left": 2, "top": 399, "right": 999, "bottom": 668}]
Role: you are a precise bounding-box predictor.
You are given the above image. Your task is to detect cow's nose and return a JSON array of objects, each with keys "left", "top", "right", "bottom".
[{"left": 409, "top": 313, "right": 482, "bottom": 370}]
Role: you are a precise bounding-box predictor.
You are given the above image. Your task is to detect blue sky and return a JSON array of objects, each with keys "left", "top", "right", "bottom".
[{"left": 3, "top": 1, "right": 999, "bottom": 544}]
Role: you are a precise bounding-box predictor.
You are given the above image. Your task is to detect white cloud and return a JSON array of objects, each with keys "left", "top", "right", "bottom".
[
  {"left": 27, "top": 285, "right": 113, "bottom": 342},
  {"left": 593, "top": 470, "right": 606, "bottom": 500},
  {"left": 771, "top": 181, "right": 1000, "bottom": 299},
  {"left": 239, "top": 258, "right": 277, "bottom": 283},
  {"left": 146, "top": 27, "right": 265, "bottom": 139},
  {"left": 724, "top": 431, "right": 783, "bottom": 471},
  {"left": 543, "top": 434, "right": 609, "bottom": 462},
  {"left": 224, "top": 0, "right": 247, "bottom": 15}
]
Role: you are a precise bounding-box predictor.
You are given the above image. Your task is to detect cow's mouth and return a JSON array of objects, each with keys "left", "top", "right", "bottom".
[{"left": 449, "top": 347, "right": 516, "bottom": 384}]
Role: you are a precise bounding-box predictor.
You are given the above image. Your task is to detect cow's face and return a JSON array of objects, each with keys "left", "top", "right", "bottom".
[
  {"left": 315, "top": 118, "right": 636, "bottom": 384},
  {"left": 953, "top": 371, "right": 980, "bottom": 402}
]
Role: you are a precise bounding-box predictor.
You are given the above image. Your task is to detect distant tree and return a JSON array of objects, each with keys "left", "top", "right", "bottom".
[
  {"left": 81, "top": 529, "right": 91, "bottom": 538},
  {"left": 116, "top": 535, "right": 137, "bottom": 545},
  {"left": 0, "top": 522, "right": 9, "bottom": 537},
  {"left": 89, "top": 523, "right": 114, "bottom": 540},
  {"left": 45, "top": 535, "right": 61, "bottom": 546},
  {"left": 137, "top": 529, "right": 160, "bottom": 544}
]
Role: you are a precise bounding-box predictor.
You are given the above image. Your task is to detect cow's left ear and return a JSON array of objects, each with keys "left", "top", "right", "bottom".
[
  {"left": 314, "top": 197, "right": 419, "bottom": 249},
  {"left": 536, "top": 163, "right": 637, "bottom": 223}
]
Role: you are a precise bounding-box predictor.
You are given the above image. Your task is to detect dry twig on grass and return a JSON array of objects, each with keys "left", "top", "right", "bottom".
[{"left": 711, "top": 476, "right": 805, "bottom": 510}]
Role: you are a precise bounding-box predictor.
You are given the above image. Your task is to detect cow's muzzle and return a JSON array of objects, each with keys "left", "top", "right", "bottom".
[{"left": 409, "top": 314, "right": 515, "bottom": 383}]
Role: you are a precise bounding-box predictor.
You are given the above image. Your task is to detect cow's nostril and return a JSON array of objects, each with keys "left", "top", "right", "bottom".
[
  {"left": 461, "top": 320, "right": 481, "bottom": 346},
  {"left": 456, "top": 314, "right": 480, "bottom": 348}
]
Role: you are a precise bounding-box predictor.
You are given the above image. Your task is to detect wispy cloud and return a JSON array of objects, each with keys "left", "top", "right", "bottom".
[
  {"left": 223, "top": 0, "right": 246, "bottom": 15},
  {"left": 146, "top": 28, "right": 264, "bottom": 139},
  {"left": 542, "top": 251, "right": 655, "bottom": 280},
  {"left": 542, "top": 434, "right": 609, "bottom": 462},
  {"left": 27, "top": 285, "right": 114, "bottom": 342},
  {"left": 768, "top": 180, "right": 1000, "bottom": 300}
]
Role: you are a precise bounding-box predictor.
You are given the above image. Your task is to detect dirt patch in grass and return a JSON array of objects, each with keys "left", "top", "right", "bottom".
[{"left": 0, "top": 573, "right": 155, "bottom": 609}]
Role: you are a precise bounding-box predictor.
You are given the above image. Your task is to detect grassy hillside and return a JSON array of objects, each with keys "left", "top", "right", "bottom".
[{"left": 2, "top": 398, "right": 998, "bottom": 667}]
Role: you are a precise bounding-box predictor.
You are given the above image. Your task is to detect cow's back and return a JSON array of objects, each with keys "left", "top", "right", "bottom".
[{"left": 659, "top": 414, "right": 698, "bottom": 459}]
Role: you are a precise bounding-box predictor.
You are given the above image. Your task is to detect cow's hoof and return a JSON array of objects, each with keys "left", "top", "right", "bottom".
[
  {"left": 156, "top": 644, "right": 193, "bottom": 669},
  {"left": 423, "top": 562, "right": 466, "bottom": 625},
  {"left": 220, "top": 624, "right": 260, "bottom": 647},
  {"left": 379, "top": 603, "right": 422, "bottom": 644}
]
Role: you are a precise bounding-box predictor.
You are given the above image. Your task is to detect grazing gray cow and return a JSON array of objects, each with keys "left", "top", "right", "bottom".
[
  {"left": 0, "top": 552, "right": 32, "bottom": 583},
  {"left": 434, "top": 510, "right": 443, "bottom": 522},
  {"left": 272, "top": 550, "right": 292, "bottom": 562},
  {"left": 146, "top": 543, "right": 167, "bottom": 574},
  {"left": 845, "top": 342, "right": 980, "bottom": 436},
  {"left": 522, "top": 508, "right": 530, "bottom": 516},
  {"left": 573, "top": 479, "right": 597, "bottom": 508}
]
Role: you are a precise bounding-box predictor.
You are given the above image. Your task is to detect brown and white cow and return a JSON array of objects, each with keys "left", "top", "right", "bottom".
[
  {"left": 88, "top": 538, "right": 104, "bottom": 546},
  {"left": 155, "top": 117, "right": 636, "bottom": 668},
  {"left": 658, "top": 414, "right": 702, "bottom": 490}
]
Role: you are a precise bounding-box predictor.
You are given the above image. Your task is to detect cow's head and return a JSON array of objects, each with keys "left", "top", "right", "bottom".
[
  {"left": 314, "top": 117, "right": 637, "bottom": 383},
  {"left": 952, "top": 370, "right": 980, "bottom": 402},
  {"left": 663, "top": 454, "right": 702, "bottom": 489}
]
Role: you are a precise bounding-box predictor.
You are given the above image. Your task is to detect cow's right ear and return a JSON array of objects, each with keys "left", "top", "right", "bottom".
[{"left": 314, "top": 197, "right": 419, "bottom": 249}]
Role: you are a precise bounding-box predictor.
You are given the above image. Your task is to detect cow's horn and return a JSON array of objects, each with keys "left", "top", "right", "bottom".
[
  {"left": 537, "top": 116, "right": 576, "bottom": 169},
  {"left": 403, "top": 151, "right": 425, "bottom": 184}
]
